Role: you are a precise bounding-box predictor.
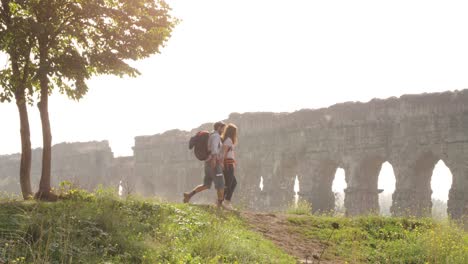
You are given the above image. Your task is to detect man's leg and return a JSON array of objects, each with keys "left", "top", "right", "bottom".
[
  {"left": 214, "top": 163, "right": 226, "bottom": 208},
  {"left": 184, "top": 184, "right": 208, "bottom": 203},
  {"left": 184, "top": 162, "right": 212, "bottom": 203},
  {"left": 216, "top": 188, "right": 225, "bottom": 207}
]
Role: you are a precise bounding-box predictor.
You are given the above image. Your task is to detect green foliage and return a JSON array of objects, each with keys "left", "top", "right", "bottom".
[
  {"left": 287, "top": 214, "right": 468, "bottom": 263},
  {"left": 1, "top": 0, "right": 178, "bottom": 102},
  {"left": 0, "top": 0, "right": 37, "bottom": 104},
  {"left": 0, "top": 189, "right": 294, "bottom": 263},
  {"left": 22, "top": 0, "right": 179, "bottom": 100}
]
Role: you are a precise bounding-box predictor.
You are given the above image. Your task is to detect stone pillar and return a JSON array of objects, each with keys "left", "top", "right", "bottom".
[
  {"left": 445, "top": 152, "right": 468, "bottom": 220},
  {"left": 345, "top": 187, "right": 381, "bottom": 216},
  {"left": 260, "top": 152, "right": 296, "bottom": 211},
  {"left": 391, "top": 153, "right": 436, "bottom": 217},
  {"left": 391, "top": 189, "right": 432, "bottom": 217},
  {"left": 276, "top": 158, "right": 298, "bottom": 210},
  {"left": 448, "top": 189, "right": 466, "bottom": 220},
  {"left": 298, "top": 160, "right": 337, "bottom": 214},
  {"left": 236, "top": 152, "right": 265, "bottom": 210},
  {"left": 343, "top": 156, "right": 383, "bottom": 216},
  {"left": 231, "top": 150, "right": 259, "bottom": 209}
]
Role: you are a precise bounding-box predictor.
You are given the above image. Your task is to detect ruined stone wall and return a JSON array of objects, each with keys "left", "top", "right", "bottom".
[
  {"left": 134, "top": 90, "right": 468, "bottom": 219},
  {"left": 0, "top": 141, "right": 114, "bottom": 193},
  {"left": 112, "top": 156, "right": 135, "bottom": 195},
  {"left": 134, "top": 130, "right": 206, "bottom": 201},
  {"left": 1, "top": 90, "right": 467, "bottom": 220}
]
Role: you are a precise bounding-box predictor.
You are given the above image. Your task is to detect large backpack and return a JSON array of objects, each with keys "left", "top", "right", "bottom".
[{"left": 189, "top": 131, "right": 211, "bottom": 161}]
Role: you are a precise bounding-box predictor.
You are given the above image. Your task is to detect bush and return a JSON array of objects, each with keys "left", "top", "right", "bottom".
[{"left": 286, "top": 199, "right": 313, "bottom": 215}]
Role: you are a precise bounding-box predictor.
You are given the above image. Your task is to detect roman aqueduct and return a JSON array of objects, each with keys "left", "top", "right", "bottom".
[{"left": 1, "top": 90, "right": 467, "bottom": 219}]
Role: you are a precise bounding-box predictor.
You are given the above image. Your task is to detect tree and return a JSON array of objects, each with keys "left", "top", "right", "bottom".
[
  {"left": 0, "top": 0, "right": 37, "bottom": 199},
  {"left": 22, "top": 0, "right": 177, "bottom": 199}
]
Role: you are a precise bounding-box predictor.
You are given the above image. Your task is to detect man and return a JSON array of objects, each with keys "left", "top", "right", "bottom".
[{"left": 183, "top": 121, "right": 226, "bottom": 207}]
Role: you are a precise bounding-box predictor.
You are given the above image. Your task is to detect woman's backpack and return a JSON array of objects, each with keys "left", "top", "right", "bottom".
[{"left": 189, "top": 131, "right": 211, "bottom": 161}]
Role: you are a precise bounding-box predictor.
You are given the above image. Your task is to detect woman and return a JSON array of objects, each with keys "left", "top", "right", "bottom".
[{"left": 221, "top": 123, "right": 238, "bottom": 210}]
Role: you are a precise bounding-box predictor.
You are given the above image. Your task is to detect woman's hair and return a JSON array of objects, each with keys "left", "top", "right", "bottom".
[{"left": 221, "top": 123, "right": 238, "bottom": 145}]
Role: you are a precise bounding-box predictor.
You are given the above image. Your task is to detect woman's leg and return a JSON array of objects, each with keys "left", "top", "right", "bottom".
[
  {"left": 228, "top": 174, "right": 237, "bottom": 200},
  {"left": 223, "top": 166, "right": 232, "bottom": 200},
  {"left": 224, "top": 165, "right": 236, "bottom": 201}
]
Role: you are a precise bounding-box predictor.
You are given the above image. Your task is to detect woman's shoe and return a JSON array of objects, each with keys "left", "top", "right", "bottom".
[{"left": 223, "top": 200, "right": 234, "bottom": 210}]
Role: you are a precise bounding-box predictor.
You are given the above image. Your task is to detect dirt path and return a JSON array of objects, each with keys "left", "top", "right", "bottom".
[{"left": 240, "top": 211, "right": 342, "bottom": 264}]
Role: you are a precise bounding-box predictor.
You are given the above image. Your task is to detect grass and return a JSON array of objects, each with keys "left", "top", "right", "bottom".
[
  {"left": 287, "top": 214, "right": 468, "bottom": 263},
  {"left": 1, "top": 187, "right": 466, "bottom": 263},
  {"left": 0, "top": 188, "right": 295, "bottom": 263}
]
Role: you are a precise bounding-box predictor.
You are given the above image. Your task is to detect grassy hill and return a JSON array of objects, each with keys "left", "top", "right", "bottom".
[
  {"left": 285, "top": 214, "right": 467, "bottom": 263},
  {"left": 0, "top": 190, "right": 467, "bottom": 263},
  {"left": 0, "top": 189, "right": 294, "bottom": 263}
]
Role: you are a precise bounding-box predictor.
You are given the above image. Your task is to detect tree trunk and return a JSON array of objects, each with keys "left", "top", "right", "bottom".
[
  {"left": 15, "top": 95, "right": 33, "bottom": 200},
  {"left": 34, "top": 35, "right": 57, "bottom": 201},
  {"left": 36, "top": 81, "right": 56, "bottom": 200},
  {"left": 3, "top": 0, "right": 35, "bottom": 200}
]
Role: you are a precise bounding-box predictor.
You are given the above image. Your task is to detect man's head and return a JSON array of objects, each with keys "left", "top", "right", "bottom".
[{"left": 214, "top": 121, "right": 226, "bottom": 134}]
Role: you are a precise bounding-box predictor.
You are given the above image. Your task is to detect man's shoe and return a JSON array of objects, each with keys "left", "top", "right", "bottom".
[
  {"left": 216, "top": 199, "right": 224, "bottom": 209},
  {"left": 183, "top": 192, "right": 191, "bottom": 203}
]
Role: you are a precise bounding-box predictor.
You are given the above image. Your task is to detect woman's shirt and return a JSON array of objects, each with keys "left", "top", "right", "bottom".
[{"left": 224, "top": 137, "right": 235, "bottom": 160}]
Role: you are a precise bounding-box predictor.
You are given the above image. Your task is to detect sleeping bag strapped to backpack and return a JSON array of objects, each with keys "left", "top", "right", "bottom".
[{"left": 188, "top": 131, "right": 211, "bottom": 161}]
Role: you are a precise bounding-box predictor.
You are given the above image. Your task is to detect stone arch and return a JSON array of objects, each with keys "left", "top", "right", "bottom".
[
  {"left": 332, "top": 167, "right": 347, "bottom": 214},
  {"left": 377, "top": 161, "right": 396, "bottom": 216},
  {"left": 431, "top": 160, "right": 453, "bottom": 218}
]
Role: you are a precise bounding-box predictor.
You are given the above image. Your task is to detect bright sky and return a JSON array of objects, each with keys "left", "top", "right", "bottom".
[{"left": 0, "top": 0, "right": 464, "bottom": 200}]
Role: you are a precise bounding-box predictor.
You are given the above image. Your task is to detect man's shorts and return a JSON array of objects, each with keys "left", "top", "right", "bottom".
[{"left": 203, "top": 161, "right": 225, "bottom": 189}]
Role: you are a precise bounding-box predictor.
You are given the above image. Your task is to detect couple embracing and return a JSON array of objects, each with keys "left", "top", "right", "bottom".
[{"left": 184, "top": 121, "right": 238, "bottom": 210}]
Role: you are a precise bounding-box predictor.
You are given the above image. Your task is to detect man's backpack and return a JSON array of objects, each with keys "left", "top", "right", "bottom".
[{"left": 189, "top": 131, "right": 211, "bottom": 161}]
